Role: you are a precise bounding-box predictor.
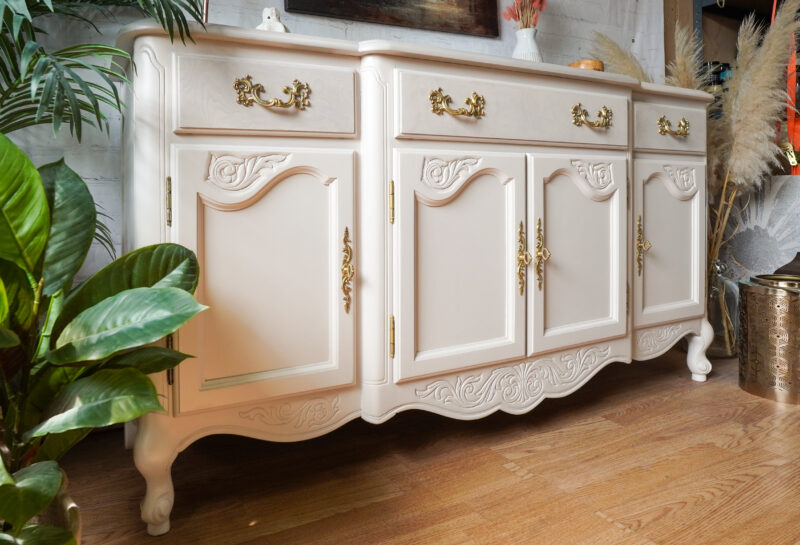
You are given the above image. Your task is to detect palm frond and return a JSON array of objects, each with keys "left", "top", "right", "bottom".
[
  {"left": 0, "top": 42, "right": 130, "bottom": 138},
  {"left": 94, "top": 207, "right": 116, "bottom": 259}
]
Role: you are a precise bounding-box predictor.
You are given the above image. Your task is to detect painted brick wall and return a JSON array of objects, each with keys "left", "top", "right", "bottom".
[{"left": 11, "top": 0, "right": 664, "bottom": 280}]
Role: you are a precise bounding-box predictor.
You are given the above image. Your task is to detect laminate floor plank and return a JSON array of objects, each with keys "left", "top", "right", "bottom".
[{"left": 60, "top": 350, "right": 800, "bottom": 544}]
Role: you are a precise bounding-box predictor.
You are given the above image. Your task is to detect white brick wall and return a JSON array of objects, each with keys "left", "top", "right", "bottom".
[{"left": 12, "top": 0, "right": 663, "bottom": 280}]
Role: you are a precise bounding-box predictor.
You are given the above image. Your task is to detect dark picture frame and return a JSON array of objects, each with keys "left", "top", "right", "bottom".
[{"left": 285, "top": 0, "right": 499, "bottom": 38}]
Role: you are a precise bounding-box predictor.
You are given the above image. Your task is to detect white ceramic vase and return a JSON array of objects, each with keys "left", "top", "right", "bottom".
[{"left": 512, "top": 27, "right": 543, "bottom": 63}]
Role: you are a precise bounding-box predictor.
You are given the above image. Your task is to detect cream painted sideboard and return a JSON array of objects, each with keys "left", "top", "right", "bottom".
[{"left": 118, "top": 22, "right": 713, "bottom": 536}]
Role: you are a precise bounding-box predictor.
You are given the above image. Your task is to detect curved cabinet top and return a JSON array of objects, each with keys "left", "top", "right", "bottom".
[{"left": 116, "top": 20, "right": 711, "bottom": 104}]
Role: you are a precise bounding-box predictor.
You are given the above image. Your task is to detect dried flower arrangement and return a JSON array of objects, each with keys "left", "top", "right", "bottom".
[
  {"left": 592, "top": 0, "right": 800, "bottom": 354},
  {"left": 503, "top": 0, "right": 547, "bottom": 29}
]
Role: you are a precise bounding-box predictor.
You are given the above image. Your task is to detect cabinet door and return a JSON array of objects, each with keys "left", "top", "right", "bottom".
[
  {"left": 633, "top": 158, "right": 705, "bottom": 327},
  {"left": 527, "top": 154, "right": 627, "bottom": 355},
  {"left": 172, "top": 146, "right": 355, "bottom": 413},
  {"left": 394, "top": 150, "right": 526, "bottom": 381}
]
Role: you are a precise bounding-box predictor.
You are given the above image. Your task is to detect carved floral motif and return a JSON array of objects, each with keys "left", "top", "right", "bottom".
[
  {"left": 421, "top": 157, "right": 481, "bottom": 190},
  {"left": 662, "top": 166, "right": 696, "bottom": 192},
  {"left": 206, "top": 153, "right": 290, "bottom": 190},
  {"left": 415, "top": 346, "right": 612, "bottom": 411},
  {"left": 239, "top": 396, "right": 340, "bottom": 429},
  {"left": 635, "top": 324, "right": 683, "bottom": 357},
  {"left": 571, "top": 160, "right": 614, "bottom": 190}
]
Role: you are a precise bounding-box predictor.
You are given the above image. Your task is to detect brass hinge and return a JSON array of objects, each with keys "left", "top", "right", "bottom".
[
  {"left": 626, "top": 282, "right": 630, "bottom": 316},
  {"left": 389, "top": 315, "right": 395, "bottom": 359},
  {"left": 166, "top": 334, "right": 175, "bottom": 385},
  {"left": 626, "top": 177, "right": 631, "bottom": 209},
  {"left": 166, "top": 176, "right": 173, "bottom": 227},
  {"left": 389, "top": 179, "right": 395, "bottom": 224}
]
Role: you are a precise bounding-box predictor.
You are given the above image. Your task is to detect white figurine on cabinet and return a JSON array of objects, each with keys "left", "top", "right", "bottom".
[{"left": 256, "top": 7, "right": 289, "bottom": 32}]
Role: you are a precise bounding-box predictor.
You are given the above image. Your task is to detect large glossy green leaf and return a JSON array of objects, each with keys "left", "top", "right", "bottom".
[
  {"left": 0, "top": 133, "right": 50, "bottom": 274},
  {"left": 0, "top": 326, "right": 20, "bottom": 348},
  {"left": 39, "top": 160, "right": 95, "bottom": 296},
  {"left": 103, "top": 346, "right": 190, "bottom": 375},
  {"left": 0, "top": 461, "right": 62, "bottom": 534},
  {"left": 0, "top": 259, "right": 35, "bottom": 330},
  {"left": 0, "top": 277, "right": 7, "bottom": 323},
  {"left": 34, "top": 428, "right": 91, "bottom": 463},
  {"left": 33, "top": 290, "right": 63, "bottom": 362},
  {"left": 47, "top": 287, "right": 205, "bottom": 365},
  {"left": 0, "top": 524, "right": 76, "bottom": 545},
  {"left": 22, "top": 366, "right": 82, "bottom": 433},
  {"left": 23, "top": 368, "right": 162, "bottom": 440},
  {"left": 0, "top": 456, "right": 12, "bottom": 487},
  {"left": 52, "top": 244, "right": 199, "bottom": 339}
]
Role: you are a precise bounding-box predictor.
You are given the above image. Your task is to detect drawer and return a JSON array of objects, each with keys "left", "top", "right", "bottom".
[
  {"left": 395, "top": 69, "right": 628, "bottom": 147},
  {"left": 633, "top": 100, "right": 707, "bottom": 152},
  {"left": 175, "top": 53, "right": 356, "bottom": 136}
]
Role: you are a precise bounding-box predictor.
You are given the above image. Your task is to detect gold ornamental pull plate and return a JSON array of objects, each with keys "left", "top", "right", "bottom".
[
  {"left": 341, "top": 227, "right": 354, "bottom": 313},
  {"left": 571, "top": 103, "right": 613, "bottom": 129},
  {"left": 234, "top": 76, "right": 311, "bottom": 110},
  {"left": 429, "top": 88, "right": 485, "bottom": 119},
  {"left": 636, "top": 215, "right": 652, "bottom": 276},
  {"left": 517, "top": 221, "right": 533, "bottom": 295},
  {"left": 657, "top": 115, "right": 689, "bottom": 137},
  {"left": 535, "top": 218, "right": 551, "bottom": 291}
]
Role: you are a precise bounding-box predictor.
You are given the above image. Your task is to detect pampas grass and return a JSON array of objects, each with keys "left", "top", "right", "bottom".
[
  {"left": 725, "top": 1, "right": 800, "bottom": 191},
  {"left": 708, "top": 15, "right": 762, "bottom": 195},
  {"left": 704, "top": 0, "right": 800, "bottom": 354},
  {"left": 665, "top": 23, "right": 707, "bottom": 90},
  {"left": 710, "top": 0, "right": 800, "bottom": 266},
  {"left": 590, "top": 33, "right": 652, "bottom": 82}
]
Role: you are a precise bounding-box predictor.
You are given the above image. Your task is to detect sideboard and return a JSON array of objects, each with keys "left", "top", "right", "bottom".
[{"left": 118, "top": 21, "right": 713, "bottom": 535}]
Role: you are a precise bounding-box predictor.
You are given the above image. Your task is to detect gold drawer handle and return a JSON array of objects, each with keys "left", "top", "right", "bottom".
[
  {"left": 517, "top": 221, "right": 533, "bottom": 295},
  {"left": 341, "top": 227, "right": 354, "bottom": 313},
  {"left": 234, "top": 76, "right": 311, "bottom": 110},
  {"left": 429, "top": 88, "right": 485, "bottom": 119},
  {"left": 571, "top": 103, "right": 613, "bottom": 129},
  {"left": 535, "top": 218, "right": 551, "bottom": 291},
  {"left": 657, "top": 115, "right": 690, "bottom": 137},
  {"left": 636, "top": 215, "right": 652, "bottom": 276}
]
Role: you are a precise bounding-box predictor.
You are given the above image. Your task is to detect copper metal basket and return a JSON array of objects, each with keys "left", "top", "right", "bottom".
[{"left": 738, "top": 274, "right": 800, "bottom": 403}]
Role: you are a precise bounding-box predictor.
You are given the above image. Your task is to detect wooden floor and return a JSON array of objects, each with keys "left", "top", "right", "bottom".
[{"left": 62, "top": 350, "right": 800, "bottom": 545}]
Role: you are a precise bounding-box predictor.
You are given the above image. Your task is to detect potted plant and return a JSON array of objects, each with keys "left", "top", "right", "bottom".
[
  {"left": 0, "top": 0, "right": 205, "bottom": 542},
  {"left": 0, "top": 132, "right": 206, "bottom": 543}
]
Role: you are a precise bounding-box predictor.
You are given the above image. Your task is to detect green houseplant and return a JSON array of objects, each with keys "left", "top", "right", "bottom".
[
  {"left": 0, "top": 0, "right": 205, "bottom": 541},
  {"left": 0, "top": 131, "right": 206, "bottom": 543}
]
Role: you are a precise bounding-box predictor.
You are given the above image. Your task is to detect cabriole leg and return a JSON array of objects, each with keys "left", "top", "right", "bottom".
[
  {"left": 133, "top": 413, "right": 178, "bottom": 536},
  {"left": 686, "top": 318, "right": 714, "bottom": 382}
]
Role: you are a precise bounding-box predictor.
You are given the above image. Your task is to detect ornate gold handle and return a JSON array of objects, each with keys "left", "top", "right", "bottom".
[
  {"left": 234, "top": 76, "right": 311, "bottom": 110},
  {"left": 636, "top": 215, "right": 652, "bottom": 276},
  {"left": 341, "top": 227, "right": 354, "bottom": 313},
  {"left": 429, "top": 88, "right": 486, "bottom": 119},
  {"left": 517, "top": 221, "right": 533, "bottom": 295},
  {"left": 535, "top": 218, "right": 551, "bottom": 291},
  {"left": 571, "top": 103, "right": 613, "bottom": 129},
  {"left": 657, "top": 115, "right": 689, "bottom": 137}
]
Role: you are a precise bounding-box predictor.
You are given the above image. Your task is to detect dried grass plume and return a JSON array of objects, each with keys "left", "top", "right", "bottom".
[
  {"left": 726, "top": 0, "right": 800, "bottom": 191},
  {"left": 590, "top": 32, "right": 652, "bottom": 82},
  {"left": 665, "top": 23, "right": 707, "bottom": 90}
]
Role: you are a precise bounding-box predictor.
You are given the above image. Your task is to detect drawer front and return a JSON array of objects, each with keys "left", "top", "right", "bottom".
[
  {"left": 395, "top": 69, "right": 628, "bottom": 147},
  {"left": 175, "top": 54, "right": 356, "bottom": 136},
  {"left": 633, "top": 101, "right": 707, "bottom": 153}
]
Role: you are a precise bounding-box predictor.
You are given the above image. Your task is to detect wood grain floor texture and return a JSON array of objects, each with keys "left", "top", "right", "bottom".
[{"left": 62, "top": 350, "right": 800, "bottom": 545}]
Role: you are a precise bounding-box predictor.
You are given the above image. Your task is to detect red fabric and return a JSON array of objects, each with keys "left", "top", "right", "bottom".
[{"left": 775, "top": 0, "right": 800, "bottom": 173}]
